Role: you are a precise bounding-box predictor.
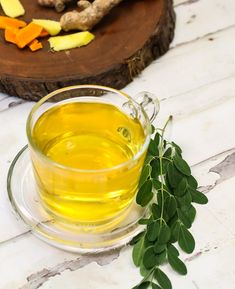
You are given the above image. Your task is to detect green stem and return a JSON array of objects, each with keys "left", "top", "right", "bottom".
[{"left": 158, "top": 116, "right": 173, "bottom": 225}]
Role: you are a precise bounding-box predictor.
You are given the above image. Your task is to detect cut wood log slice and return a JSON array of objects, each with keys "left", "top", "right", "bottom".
[{"left": 0, "top": 0, "right": 176, "bottom": 100}]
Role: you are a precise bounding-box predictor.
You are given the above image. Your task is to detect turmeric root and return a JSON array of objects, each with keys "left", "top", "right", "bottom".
[
  {"left": 77, "top": 1, "right": 91, "bottom": 11},
  {"left": 61, "top": 0, "right": 124, "bottom": 31},
  {"left": 38, "top": 0, "right": 74, "bottom": 12}
]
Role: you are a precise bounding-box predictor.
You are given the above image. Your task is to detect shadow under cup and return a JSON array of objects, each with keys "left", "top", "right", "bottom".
[{"left": 26, "top": 85, "right": 156, "bottom": 232}]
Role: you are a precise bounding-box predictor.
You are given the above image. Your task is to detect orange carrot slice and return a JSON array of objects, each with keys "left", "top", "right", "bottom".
[
  {"left": 39, "top": 29, "right": 49, "bottom": 38},
  {"left": 16, "top": 22, "right": 43, "bottom": 48},
  {"left": 5, "top": 28, "right": 17, "bottom": 44},
  {"left": 0, "top": 16, "right": 26, "bottom": 29},
  {"left": 29, "top": 39, "right": 43, "bottom": 52}
]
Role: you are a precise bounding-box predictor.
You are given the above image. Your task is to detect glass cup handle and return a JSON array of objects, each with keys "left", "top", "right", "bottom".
[{"left": 135, "top": 91, "right": 160, "bottom": 123}]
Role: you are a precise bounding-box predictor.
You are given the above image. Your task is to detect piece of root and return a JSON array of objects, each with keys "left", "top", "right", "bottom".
[
  {"left": 61, "top": 0, "right": 124, "bottom": 31},
  {"left": 77, "top": 0, "right": 91, "bottom": 11},
  {"left": 38, "top": 0, "right": 74, "bottom": 12}
]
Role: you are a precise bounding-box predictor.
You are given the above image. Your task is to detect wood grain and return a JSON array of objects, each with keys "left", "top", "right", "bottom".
[{"left": 0, "top": 0, "right": 175, "bottom": 100}]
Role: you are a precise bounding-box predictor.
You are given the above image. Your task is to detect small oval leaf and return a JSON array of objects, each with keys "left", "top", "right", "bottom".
[
  {"left": 136, "top": 180, "right": 153, "bottom": 207},
  {"left": 165, "top": 196, "right": 177, "bottom": 219},
  {"left": 158, "top": 223, "right": 171, "bottom": 244},
  {"left": 167, "top": 162, "right": 184, "bottom": 188},
  {"left": 154, "top": 268, "right": 172, "bottom": 289},
  {"left": 168, "top": 251, "right": 187, "bottom": 275},
  {"left": 152, "top": 203, "right": 161, "bottom": 219},
  {"left": 177, "top": 208, "right": 192, "bottom": 229},
  {"left": 189, "top": 188, "right": 208, "bottom": 205},
  {"left": 147, "top": 220, "right": 160, "bottom": 242},
  {"left": 173, "top": 154, "right": 191, "bottom": 176},
  {"left": 143, "top": 246, "right": 156, "bottom": 269},
  {"left": 130, "top": 231, "right": 145, "bottom": 245},
  {"left": 167, "top": 244, "right": 179, "bottom": 257},
  {"left": 139, "top": 165, "right": 152, "bottom": 187},
  {"left": 178, "top": 224, "right": 195, "bottom": 254},
  {"left": 174, "top": 178, "right": 188, "bottom": 197},
  {"left": 132, "top": 237, "right": 145, "bottom": 267}
]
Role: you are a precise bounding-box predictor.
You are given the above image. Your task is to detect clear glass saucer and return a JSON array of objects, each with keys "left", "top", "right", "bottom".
[{"left": 7, "top": 146, "right": 146, "bottom": 253}]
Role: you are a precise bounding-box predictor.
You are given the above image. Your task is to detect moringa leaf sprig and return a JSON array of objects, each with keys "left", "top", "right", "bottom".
[{"left": 131, "top": 116, "right": 208, "bottom": 289}]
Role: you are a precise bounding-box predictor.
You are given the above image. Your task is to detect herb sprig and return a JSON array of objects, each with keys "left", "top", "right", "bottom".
[{"left": 131, "top": 116, "right": 208, "bottom": 289}]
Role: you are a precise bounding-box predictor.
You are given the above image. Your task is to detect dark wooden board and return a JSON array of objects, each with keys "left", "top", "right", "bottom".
[{"left": 0, "top": 0, "right": 175, "bottom": 100}]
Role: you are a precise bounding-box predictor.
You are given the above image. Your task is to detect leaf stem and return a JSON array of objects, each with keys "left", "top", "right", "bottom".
[{"left": 159, "top": 116, "right": 173, "bottom": 225}]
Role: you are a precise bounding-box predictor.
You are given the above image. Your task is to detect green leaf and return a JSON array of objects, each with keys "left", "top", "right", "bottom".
[
  {"left": 174, "top": 178, "right": 188, "bottom": 197},
  {"left": 139, "top": 218, "right": 151, "bottom": 225},
  {"left": 170, "top": 221, "right": 180, "bottom": 243},
  {"left": 149, "top": 138, "right": 159, "bottom": 156},
  {"left": 187, "top": 175, "right": 198, "bottom": 189},
  {"left": 187, "top": 205, "right": 197, "bottom": 223},
  {"left": 167, "top": 162, "right": 183, "bottom": 188},
  {"left": 144, "top": 235, "right": 154, "bottom": 248},
  {"left": 164, "top": 147, "right": 172, "bottom": 158},
  {"left": 147, "top": 221, "right": 160, "bottom": 242},
  {"left": 132, "top": 281, "right": 150, "bottom": 289},
  {"left": 151, "top": 159, "right": 160, "bottom": 178},
  {"left": 173, "top": 154, "right": 191, "bottom": 176},
  {"left": 154, "top": 268, "right": 172, "bottom": 289},
  {"left": 139, "top": 165, "right": 152, "bottom": 187},
  {"left": 178, "top": 224, "right": 195, "bottom": 254},
  {"left": 189, "top": 188, "right": 208, "bottom": 205},
  {"left": 140, "top": 260, "right": 151, "bottom": 277},
  {"left": 172, "top": 141, "right": 182, "bottom": 154},
  {"left": 167, "top": 244, "right": 179, "bottom": 257},
  {"left": 165, "top": 196, "right": 177, "bottom": 219},
  {"left": 143, "top": 246, "right": 156, "bottom": 269},
  {"left": 152, "top": 203, "right": 161, "bottom": 219},
  {"left": 168, "top": 250, "right": 187, "bottom": 275},
  {"left": 156, "top": 249, "right": 167, "bottom": 265},
  {"left": 158, "top": 223, "right": 171, "bottom": 244},
  {"left": 162, "top": 158, "right": 171, "bottom": 174},
  {"left": 136, "top": 180, "right": 153, "bottom": 207},
  {"left": 154, "top": 133, "right": 161, "bottom": 147},
  {"left": 130, "top": 231, "right": 145, "bottom": 245},
  {"left": 177, "top": 208, "right": 192, "bottom": 229},
  {"left": 151, "top": 124, "right": 155, "bottom": 134},
  {"left": 152, "top": 179, "right": 162, "bottom": 191},
  {"left": 132, "top": 237, "right": 145, "bottom": 267},
  {"left": 154, "top": 243, "right": 166, "bottom": 254},
  {"left": 152, "top": 283, "right": 162, "bottom": 289},
  {"left": 145, "top": 155, "right": 154, "bottom": 165},
  {"left": 177, "top": 191, "right": 192, "bottom": 209}
]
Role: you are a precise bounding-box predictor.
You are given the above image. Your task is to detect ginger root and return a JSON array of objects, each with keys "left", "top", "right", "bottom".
[
  {"left": 61, "top": 0, "right": 124, "bottom": 31},
  {"left": 38, "top": 0, "right": 74, "bottom": 12}
]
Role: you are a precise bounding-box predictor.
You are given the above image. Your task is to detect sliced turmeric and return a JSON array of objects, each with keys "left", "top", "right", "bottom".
[
  {"left": 16, "top": 22, "right": 43, "bottom": 48},
  {"left": 0, "top": 16, "right": 26, "bottom": 29},
  {"left": 4, "top": 26, "right": 19, "bottom": 44},
  {"left": 29, "top": 39, "right": 43, "bottom": 52}
]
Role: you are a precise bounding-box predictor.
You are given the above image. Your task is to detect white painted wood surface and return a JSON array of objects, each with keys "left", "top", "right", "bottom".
[{"left": 1, "top": 0, "right": 235, "bottom": 288}]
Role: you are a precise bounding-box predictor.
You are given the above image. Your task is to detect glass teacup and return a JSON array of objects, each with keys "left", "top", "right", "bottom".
[{"left": 26, "top": 85, "right": 159, "bottom": 232}]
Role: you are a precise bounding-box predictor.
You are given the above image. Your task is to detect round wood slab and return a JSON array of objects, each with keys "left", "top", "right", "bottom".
[{"left": 0, "top": 0, "right": 175, "bottom": 100}]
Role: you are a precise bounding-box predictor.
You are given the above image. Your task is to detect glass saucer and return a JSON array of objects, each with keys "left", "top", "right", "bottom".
[{"left": 7, "top": 146, "right": 146, "bottom": 253}]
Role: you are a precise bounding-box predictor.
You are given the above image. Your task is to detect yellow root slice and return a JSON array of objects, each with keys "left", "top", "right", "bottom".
[
  {"left": 0, "top": 0, "right": 25, "bottom": 18},
  {"left": 33, "top": 19, "right": 61, "bottom": 36},
  {"left": 48, "top": 31, "right": 95, "bottom": 51}
]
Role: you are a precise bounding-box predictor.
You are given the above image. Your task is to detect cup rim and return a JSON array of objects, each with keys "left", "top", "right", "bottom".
[{"left": 26, "top": 84, "right": 151, "bottom": 173}]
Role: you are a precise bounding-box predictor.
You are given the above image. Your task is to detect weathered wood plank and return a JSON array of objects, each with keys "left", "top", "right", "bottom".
[{"left": 173, "top": 0, "right": 235, "bottom": 46}]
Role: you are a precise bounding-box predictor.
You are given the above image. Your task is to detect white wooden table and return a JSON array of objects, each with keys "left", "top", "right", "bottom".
[{"left": 1, "top": 0, "right": 235, "bottom": 288}]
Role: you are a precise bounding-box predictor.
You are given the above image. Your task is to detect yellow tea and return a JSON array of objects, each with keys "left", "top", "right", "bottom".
[{"left": 31, "top": 101, "right": 146, "bottom": 224}]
